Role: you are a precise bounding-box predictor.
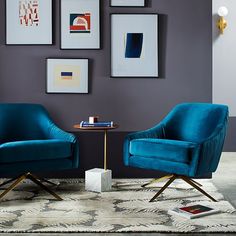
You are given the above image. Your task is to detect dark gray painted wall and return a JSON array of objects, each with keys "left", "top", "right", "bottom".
[{"left": 0, "top": 0, "right": 234, "bottom": 157}]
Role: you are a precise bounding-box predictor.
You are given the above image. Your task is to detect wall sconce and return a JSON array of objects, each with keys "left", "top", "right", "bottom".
[{"left": 217, "top": 6, "right": 228, "bottom": 34}]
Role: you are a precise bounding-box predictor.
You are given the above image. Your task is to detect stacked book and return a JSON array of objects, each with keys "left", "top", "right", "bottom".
[
  {"left": 80, "top": 121, "right": 114, "bottom": 127},
  {"left": 168, "top": 204, "right": 220, "bottom": 219}
]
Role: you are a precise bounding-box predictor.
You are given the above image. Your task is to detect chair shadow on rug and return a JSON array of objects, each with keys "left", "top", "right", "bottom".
[
  {"left": 0, "top": 104, "right": 79, "bottom": 201},
  {"left": 124, "top": 103, "right": 228, "bottom": 202},
  {"left": 113, "top": 180, "right": 203, "bottom": 201}
]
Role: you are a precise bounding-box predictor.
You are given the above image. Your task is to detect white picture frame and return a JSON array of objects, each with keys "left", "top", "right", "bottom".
[
  {"left": 60, "top": 0, "right": 100, "bottom": 49},
  {"left": 111, "top": 14, "right": 159, "bottom": 78},
  {"left": 46, "top": 59, "right": 89, "bottom": 94},
  {"left": 110, "top": 0, "right": 146, "bottom": 7},
  {"left": 6, "top": 0, "right": 52, "bottom": 45}
]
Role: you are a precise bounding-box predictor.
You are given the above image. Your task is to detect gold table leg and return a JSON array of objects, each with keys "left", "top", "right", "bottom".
[{"left": 104, "top": 130, "right": 107, "bottom": 170}]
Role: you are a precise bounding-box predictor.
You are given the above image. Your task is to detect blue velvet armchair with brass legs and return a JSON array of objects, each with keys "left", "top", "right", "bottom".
[
  {"left": 0, "top": 104, "right": 79, "bottom": 201},
  {"left": 124, "top": 103, "right": 228, "bottom": 202}
]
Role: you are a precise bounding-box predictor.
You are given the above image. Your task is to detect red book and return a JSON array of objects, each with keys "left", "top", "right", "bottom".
[{"left": 168, "top": 204, "right": 220, "bottom": 219}]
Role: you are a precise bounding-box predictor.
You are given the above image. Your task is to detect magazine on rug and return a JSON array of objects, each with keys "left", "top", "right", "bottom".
[{"left": 168, "top": 204, "right": 220, "bottom": 219}]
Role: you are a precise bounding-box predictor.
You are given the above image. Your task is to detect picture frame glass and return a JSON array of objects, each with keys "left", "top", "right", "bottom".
[
  {"left": 111, "top": 14, "right": 159, "bottom": 78},
  {"left": 47, "top": 59, "right": 89, "bottom": 94},
  {"left": 6, "top": 0, "right": 52, "bottom": 45},
  {"left": 61, "top": 0, "right": 100, "bottom": 49},
  {"left": 110, "top": 0, "right": 145, "bottom": 7}
]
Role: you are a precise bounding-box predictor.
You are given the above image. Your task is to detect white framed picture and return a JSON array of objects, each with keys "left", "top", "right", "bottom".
[
  {"left": 60, "top": 0, "right": 100, "bottom": 49},
  {"left": 111, "top": 14, "right": 159, "bottom": 78},
  {"left": 110, "top": 0, "right": 146, "bottom": 7},
  {"left": 46, "top": 59, "right": 89, "bottom": 94},
  {"left": 6, "top": 0, "right": 52, "bottom": 45}
]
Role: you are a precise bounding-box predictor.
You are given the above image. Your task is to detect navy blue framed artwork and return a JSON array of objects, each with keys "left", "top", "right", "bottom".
[
  {"left": 110, "top": 14, "right": 158, "bottom": 78},
  {"left": 125, "top": 33, "right": 144, "bottom": 58}
]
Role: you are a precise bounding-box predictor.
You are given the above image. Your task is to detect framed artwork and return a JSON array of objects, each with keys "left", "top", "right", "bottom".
[
  {"left": 111, "top": 14, "right": 159, "bottom": 78},
  {"left": 46, "top": 59, "right": 89, "bottom": 94},
  {"left": 6, "top": 0, "right": 52, "bottom": 45},
  {"left": 60, "top": 0, "right": 100, "bottom": 49},
  {"left": 110, "top": 0, "right": 146, "bottom": 7}
]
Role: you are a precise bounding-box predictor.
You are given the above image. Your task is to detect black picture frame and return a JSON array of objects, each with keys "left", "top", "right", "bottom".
[
  {"left": 110, "top": 0, "right": 146, "bottom": 7},
  {"left": 110, "top": 13, "right": 159, "bottom": 78},
  {"left": 60, "top": 0, "right": 101, "bottom": 50},
  {"left": 5, "top": 0, "right": 53, "bottom": 45}
]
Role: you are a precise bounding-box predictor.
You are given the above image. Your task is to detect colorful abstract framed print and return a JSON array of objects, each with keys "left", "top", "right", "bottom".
[
  {"left": 46, "top": 59, "right": 89, "bottom": 94},
  {"left": 110, "top": 14, "right": 158, "bottom": 78},
  {"left": 110, "top": 0, "right": 146, "bottom": 7},
  {"left": 6, "top": 0, "right": 52, "bottom": 45},
  {"left": 60, "top": 0, "right": 100, "bottom": 49}
]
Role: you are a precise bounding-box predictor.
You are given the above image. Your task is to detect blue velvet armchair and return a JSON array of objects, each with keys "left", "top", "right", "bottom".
[
  {"left": 124, "top": 103, "right": 228, "bottom": 202},
  {"left": 0, "top": 104, "right": 79, "bottom": 201}
]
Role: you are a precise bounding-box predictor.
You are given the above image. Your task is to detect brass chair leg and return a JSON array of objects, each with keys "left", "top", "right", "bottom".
[
  {"left": 142, "top": 175, "right": 174, "bottom": 188},
  {"left": 189, "top": 178, "right": 202, "bottom": 187},
  {"left": 0, "top": 172, "right": 63, "bottom": 201},
  {"left": 0, "top": 174, "right": 23, "bottom": 188},
  {"left": 147, "top": 174, "right": 216, "bottom": 203},
  {"left": 28, "top": 173, "right": 63, "bottom": 201},
  {"left": 180, "top": 176, "right": 217, "bottom": 202},
  {"left": 149, "top": 175, "right": 177, "bottom": 202},
  {"left": 38, "top": 177, "right": 60, "bottom": 186},
  {"left": 0, "top": 174, "right": 27, "bottom": 200}
]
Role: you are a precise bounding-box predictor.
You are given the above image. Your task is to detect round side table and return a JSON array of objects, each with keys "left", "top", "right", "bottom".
[{"left": 73, "top": 124, "right": 118, "bottom": 192}]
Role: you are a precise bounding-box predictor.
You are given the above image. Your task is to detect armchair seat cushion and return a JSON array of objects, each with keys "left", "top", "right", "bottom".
[
  {"left": 129, "top": 138, "right": 198, "bottom": 164},
  {"left": 0, "top": 139, "right": 72, "bottom": 163}
]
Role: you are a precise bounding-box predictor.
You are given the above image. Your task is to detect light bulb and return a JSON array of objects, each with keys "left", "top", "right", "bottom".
[{"left": 218, "top": 6, "right": 228, "bottom": 17}]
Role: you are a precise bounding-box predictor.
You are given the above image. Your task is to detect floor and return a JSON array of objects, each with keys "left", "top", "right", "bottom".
[
  {"left": 0, "top": 152, "right": 235, "bottom": 236},
  {"left": 212, "top": 152, "right": 236, "bottom": 209}
]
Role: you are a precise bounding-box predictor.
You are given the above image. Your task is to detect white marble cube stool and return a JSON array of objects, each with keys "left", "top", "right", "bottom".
[{"left": 85, "top": 168, "right": 112, "bottom": 192}]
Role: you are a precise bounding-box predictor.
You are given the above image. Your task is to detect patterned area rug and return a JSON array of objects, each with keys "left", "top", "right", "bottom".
[{"left": 0, "top": 178, "right": 235, "bottom": 233}]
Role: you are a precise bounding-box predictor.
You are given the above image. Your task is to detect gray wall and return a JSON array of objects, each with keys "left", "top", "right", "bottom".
[
  {"left": 213, "top": 0, "right": 236, "bottom": 116},
  {"left": 0, "top": 0, "right": 233, "bottom": 150},
  {"left": 212, "top": 0, "right": 236, "bottom": 151}
]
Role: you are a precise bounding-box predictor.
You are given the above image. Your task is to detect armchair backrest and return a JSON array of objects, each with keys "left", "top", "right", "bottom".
[
  {"left": 163, "top": 103, "right": 228, "bottom": 143},
  {"left": 0, "top": 104, "right": 51, "bottom": 143}
]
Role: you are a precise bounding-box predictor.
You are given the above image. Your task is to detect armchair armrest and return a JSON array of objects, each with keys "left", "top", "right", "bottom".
[
  {"left": 125, "top": 123, "right": 165, "bottom": 140},
  {"left": 47, "top": 122, "right": 79, "bottom": 168},
  {"left": 123, "top": 123, "right": 165, "bottom": 166},
  {"left": 189, "top": 123, "right": 227, "bottom": 176},
  {"left": 201, "top": 124, "right": 224, "bottom": 143},
  {"left": 48, "top": 123, "right": 77, "bottom": 143},
  {"left": 36, "top": 110, "right": 77, "bottom": 143}
]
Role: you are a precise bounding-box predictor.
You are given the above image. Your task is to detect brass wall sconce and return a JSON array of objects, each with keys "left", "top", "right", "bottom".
[{"left": 217, "top": 6, "right": 228, "bottom": 34}]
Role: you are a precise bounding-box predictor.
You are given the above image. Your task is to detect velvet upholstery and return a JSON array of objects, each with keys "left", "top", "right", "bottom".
[
  {"left": 0, "top": 104, "right": 79, "bottom": 175},
  {"left": 130, "top": 139, "right": 198, "bottom": 164},
  {"left": 124, "top": 103, "right": 228, "bottom": 177},
  {"left": 0, "top": 140, "right": 72, "bottom": 163}
]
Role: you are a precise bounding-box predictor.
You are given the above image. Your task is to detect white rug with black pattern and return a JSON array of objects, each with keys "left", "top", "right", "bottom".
[{"left": 0, "top": 178, "right": 235, "bottom": 233}]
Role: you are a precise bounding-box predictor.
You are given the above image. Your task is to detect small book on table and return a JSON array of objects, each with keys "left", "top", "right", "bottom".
[{"left": 80, "top": 121, "right": 113, "bottom": 127}]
